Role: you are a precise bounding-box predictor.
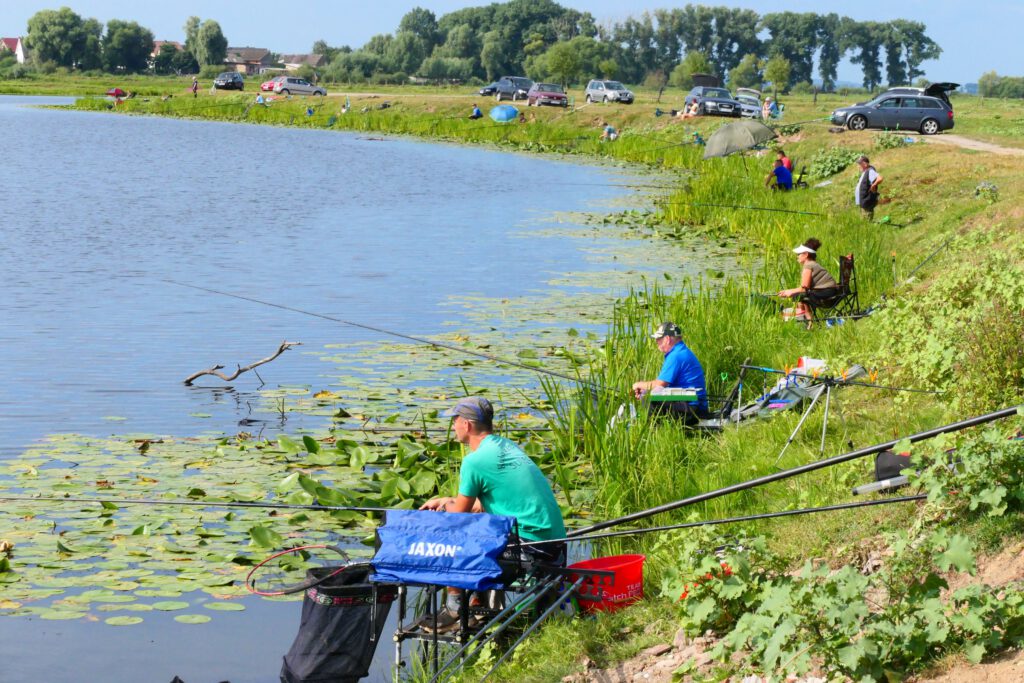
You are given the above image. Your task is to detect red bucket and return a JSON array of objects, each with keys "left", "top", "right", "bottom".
[{"left": 568, "top": 554, "right": 646, "bottom": 614}]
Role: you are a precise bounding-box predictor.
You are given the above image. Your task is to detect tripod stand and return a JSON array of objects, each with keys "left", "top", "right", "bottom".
[{"left": 773, "top": 375, "right": 854, "bottom": 467}]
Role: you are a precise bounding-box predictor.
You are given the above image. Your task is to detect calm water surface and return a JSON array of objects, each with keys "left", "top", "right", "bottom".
[{"left": 0, "top": 96, "right": 712, "bottom": 682}]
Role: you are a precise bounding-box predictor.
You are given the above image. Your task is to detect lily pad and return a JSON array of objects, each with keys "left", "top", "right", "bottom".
[
  {"left": 174, "top": 613, "right": 212, "bottom": 624},
  {"left": 105, "top": 615, "right": 144, "bottom": 626},
  {"left": 203, "top": 601, "right": 245, "bottom": 611},
  {"left": 39, "top": 610, "right": 87, "bottom": 620},
  {"left": 151, "top": 601, "right": 190, "bottom": 611}
]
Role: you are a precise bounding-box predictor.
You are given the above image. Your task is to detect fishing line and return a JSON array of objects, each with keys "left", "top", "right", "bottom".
[
  {"left": 523, "top": 495, "right": 926, "bottom": 547},
  {"left": 657, "top": 200, "right": 827, "bottom": 216},
  {"left": 566, "top": 404, "right": 1022, "bottom": 537},
  {"left": 0, "top": 494, "right": 389, "bottom": 514},
  {"left": 163, "top": 279, "right": 611, "bottom": 392}
]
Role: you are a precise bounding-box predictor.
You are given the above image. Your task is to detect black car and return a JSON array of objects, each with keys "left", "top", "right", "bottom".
[
  {"left": 479, "top": 82, "right": 499, "bottom": 96},
  {"left": 213, "top": 72, "right": 244, "bottom": 91},
  {"left": 831, "top": 83, "right": 958, "bottom": 135},
  {"left": 494, "top": 76, "right": 533, "bottom": 102},
  {"left": 684, "top": 86, "right": 742, "bottom": 117}
]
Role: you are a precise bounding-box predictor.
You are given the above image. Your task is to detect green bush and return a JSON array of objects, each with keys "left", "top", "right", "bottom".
[
  {"left": 198, "top": 64, "right": 223, "bottom": 79},
  {"left": 790, "top": 81, "right": 814, "bottom": 95},
  {"left": 808, "top": 147, "right": 864, "bottom": 178},
  {"left": 875, "top": 131, "right": 909, "bottom": 149}
]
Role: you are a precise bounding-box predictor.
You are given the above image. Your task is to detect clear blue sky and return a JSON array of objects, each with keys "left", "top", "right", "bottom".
[{"left": 2, "top": 0, "right": 1017, "bottom": 84}]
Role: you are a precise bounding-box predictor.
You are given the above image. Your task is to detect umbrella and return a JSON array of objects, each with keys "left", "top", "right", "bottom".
[
  {"left": 489, "top": 104, "right": 518, "bottom": 123},
  {"left": 703, "top": 120, "right": 777, "bottom": 160},
  {"left": 106, "top": 88, "right": 127, "bottom": 98}
]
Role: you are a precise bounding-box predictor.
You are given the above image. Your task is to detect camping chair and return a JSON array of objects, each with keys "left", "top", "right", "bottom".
[
  {"left": 809, "top": 254, "right": 860, "bottom": 321},
  {"left": 792, "top": 163, "right": 809, "bottom": 189}
]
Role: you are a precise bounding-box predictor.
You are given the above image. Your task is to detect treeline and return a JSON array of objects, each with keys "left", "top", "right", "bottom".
[
  {"left": 978, "top": 71, "right": 1024, "bottom": 99},
  {"left": 316, "top": 0, "right": 941, "bottom": 90},
  {"left": 12, "top": 7, "right": 227, "bottom": 75}
]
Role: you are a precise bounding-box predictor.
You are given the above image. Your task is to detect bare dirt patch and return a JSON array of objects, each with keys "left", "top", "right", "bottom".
[{"left": 923, "top": 134, "right": 1024, "bottom": 157}]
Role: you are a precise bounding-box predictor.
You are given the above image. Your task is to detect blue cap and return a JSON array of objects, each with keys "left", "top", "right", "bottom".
[{"left": 442, "top": 396, "right": 494, "bottom": 424}]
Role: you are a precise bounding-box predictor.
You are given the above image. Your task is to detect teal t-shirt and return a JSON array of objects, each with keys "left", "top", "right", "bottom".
[{"left": 458, "top": 435, "right": 566, "bottom": 542}]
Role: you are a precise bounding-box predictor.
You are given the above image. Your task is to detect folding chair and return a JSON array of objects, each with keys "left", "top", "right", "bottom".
[
  {"left": 793, "top": 164, "right": 809, "bottom": 189},
  {"left": 810, "top": 254, "right": 860, "bottom": 321}
]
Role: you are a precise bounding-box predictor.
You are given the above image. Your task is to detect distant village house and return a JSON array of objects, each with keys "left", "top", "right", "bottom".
[
  {"left": 224, "top": 47, "right": 273, "bottom": 75},
  {"left": 279, "top": 54, "right": 324, "bottom": 72},
  {"left": 150, "top": 40, "right": 183, "bottom": 59},
  {"left": 0, "top": 37, "right": 26, "bottom": 64}
]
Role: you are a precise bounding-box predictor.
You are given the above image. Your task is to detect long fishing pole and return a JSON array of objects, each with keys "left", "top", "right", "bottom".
[
  {"left": 902, "top": 232, "right": 958, "bottom": 285},
  {"left": 525, "top": 494, "right": 926, "bottom": 547},
  {"left": 567, "top": 404, "right": 1022, "bottom": 537},
  {"left": 738, "top": 364, "right": 944, "bottom": 394},
  {"left": 164, "top": 279, "right": 612, "bottom": 392},
  {"left": 657, "top": 200, "right": 826, "bottom": 217},
  {"left": 0, "top": 494, "right": 389, "bottom": 514}
]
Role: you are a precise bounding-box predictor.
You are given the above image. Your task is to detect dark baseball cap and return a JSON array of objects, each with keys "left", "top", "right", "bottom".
[
  {"left": 652, "top": 322, "right": 682, "bottom": 339},
  {"left": 442, "top": 396, "right": 494, "bottom": 424}
]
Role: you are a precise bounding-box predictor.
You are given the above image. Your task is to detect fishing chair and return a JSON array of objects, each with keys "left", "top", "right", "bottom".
[
  {"left": 793, "top": 164, "right": 809, "bottom": 189},
  {"left": 809, "top": 254, "right": 860, "bottom": 322}
]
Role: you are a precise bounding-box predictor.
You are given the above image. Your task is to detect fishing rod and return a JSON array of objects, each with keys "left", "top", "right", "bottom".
[
  {"left": 567, "top": 404, "right": 1022, "bottom": 537},
  {"left": 657, "top": 200, "right": 827, "bottom": 217},
  {"left": 525, "top": 494, "right": 926, "bottom": 547},
  {"left": 163, "top": 279, "right": 615, "bottom": 393},
  {"left": 0, "top": 494, "right": 389, "bottom": 514},
  {"left": 738, "top": 364, "right": 943, "bottom": 394},
  {"left": 902, "top": 232, "right": 958, "bottom": 285}
]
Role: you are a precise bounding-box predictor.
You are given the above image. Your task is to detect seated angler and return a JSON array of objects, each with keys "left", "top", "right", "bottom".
[{"left": 632, "top": 322, "right": 709, "bottom": 422}]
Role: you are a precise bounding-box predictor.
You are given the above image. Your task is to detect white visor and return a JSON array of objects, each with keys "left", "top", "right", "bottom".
[{"left": 792, "top": 245, "right": 816, "bottom": 255}]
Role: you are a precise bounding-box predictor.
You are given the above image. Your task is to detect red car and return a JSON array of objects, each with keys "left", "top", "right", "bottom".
[
  {"left": 527, "top": 83, "right": 568, "bottom": 107},
  {"left": 261, "top": 76, "right": 285, "bottom": 92}
]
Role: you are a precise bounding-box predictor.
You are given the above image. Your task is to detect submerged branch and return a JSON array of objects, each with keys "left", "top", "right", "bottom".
[{"left": 183, "top": 341, "right": 302, "bottom": 385}]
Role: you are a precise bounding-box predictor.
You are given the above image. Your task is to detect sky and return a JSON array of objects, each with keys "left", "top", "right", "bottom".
[{"left": 2, "top": 0, "right": 1020, "bottom": 85}]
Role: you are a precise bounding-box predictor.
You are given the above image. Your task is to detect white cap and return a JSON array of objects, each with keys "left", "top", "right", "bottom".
[{"left": 793, "top": 245, "right": 816, "bottom": 255}]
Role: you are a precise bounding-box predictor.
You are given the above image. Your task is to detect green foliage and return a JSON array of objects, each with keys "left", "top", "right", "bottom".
[
  {"left": 874, "top": 131, "right": 909, "bottom": 149},
  {"left": 670, "top": 51, "right": 713, "bottom": 90},
  {"left": 870, "top": 233, "right": 1024, "bottom": 413},
  {"left": 728, "top": 53, "right": 761, "bottom": 89},
  {"left": 101, "top": 19, "right": 154, "bottom": 74},
  {"left": 544, "top": 41, "right": 582, "bottom": 87},
  {"left": 25, "top": 7, "right": 102, "bottom": 69},
  {"left": 193, "top": 20, "right": 228, "bottom": 67},
  {"left": 975, "top": 181, "right": 999, "bottom": 204},
  {"left": 762, "top": 54, "right": 791, "bottom": 96},
  {"left": 660, "top": 423, "right": 1024, "bottom": 680},
  {"left": 775, "top": 123, "right": 802, "bottom": 136},
  {"left": 789, "top": 80, "right": 814, "bottom": 95},
  {"left": 807, "top": 146, "right": 863, "bottom": 178}
]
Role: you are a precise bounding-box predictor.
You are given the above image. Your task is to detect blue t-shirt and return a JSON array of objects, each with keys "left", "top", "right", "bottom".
[
  {"left": 657, "top": 341, "right": 708, "bottom": 411},
  {"left": 772, "top": 166, "right": 793, "bottom": 190}
]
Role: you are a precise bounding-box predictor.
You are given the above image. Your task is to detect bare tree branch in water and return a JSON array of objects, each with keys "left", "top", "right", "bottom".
[{"left": 183, "top": 341, "right": 302, "bottom": 385}]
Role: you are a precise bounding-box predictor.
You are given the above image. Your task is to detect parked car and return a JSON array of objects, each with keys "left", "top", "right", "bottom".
[
  {"left": 584, "top": 80, "right": 634, "bottom": 104},
  {"left": 683, "top": 86, "right": 742, "bottom": 117},
  {"left": 527, "top": 83, "right": 568, "bottom": 107},
  {"left": 830, "top": 85, "right": 956, "bottom": 135},
  {"left": 272, "top": 76, "right": 327, "bottom": 97},
  {"left": 494, "top": 76, "right": 533, "bottom": 101},
  {"left": 479, "top": 82, "right": 499, "bottom": 96},
  {"left": 261, "top": 76, "right": 285, "bottom": 92},
  {"left": 734, "top": 87, "right": 762, "bottom": 118},
  {"left": 213, "top": 72, "right": 244, "bottom": 91},
  {"left": 882, "top": 82, "right": 959, "bottom": 107}
]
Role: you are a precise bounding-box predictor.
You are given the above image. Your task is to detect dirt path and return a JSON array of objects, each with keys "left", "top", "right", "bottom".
[{"left": 924, "top": 134, "right": 1024, "bottom": 156}]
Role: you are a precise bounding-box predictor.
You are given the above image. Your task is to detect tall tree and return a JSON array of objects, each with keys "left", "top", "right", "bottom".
[
  {"left": 102, "top": 20, "right": 154, "bottom": 73},
  {"left": 193, "top": 20, "right": 227, "bottom": 66},
  {"left": 652, "top": 9, "right": 684, "bottom": 74},
  {"left": 79, "top": 17, "right": 103, "bottom": 70},
  {"left": 842, "top": 19, "right": 884, "bottom": 90},
  {"left": 711, "top": 7, "right": 761, "bottom": 78},
  {"left": 679, "top": 5, "right": 716, "bottom": 56},
  {"left": 398, "top": 7, "right": 440, "bottom": 52},
  {"left": 670, "top": 50, "right": 712, "bottom": 89},
  {"left": 544, "top": 41, "right": 581, "bottom": 86},
  {"left": 183, "top": 16, "right": 200, "bottom": 62},
  {"left": 25, "top": 7, "right": 99, "bottom": 68},
  {"left": 816, "top": 14, "right": 841, "bottom": 91},
  {"left": 479, "top": 30, "right": 509, "bottom": 81},
  {"left": 894, "top": 20, "right": 942, "bottom": 83},
  {"left": 881, "top": 22, "right": 907, "bottom": 86},
  {"left": 759, "top": 12, "right": 819, "bottom": 87},
  {"left": 385, "top": 31, "right": 427, "bottom": 74}
]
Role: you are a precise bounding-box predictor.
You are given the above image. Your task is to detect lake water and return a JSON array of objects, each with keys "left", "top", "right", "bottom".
[{"left": 0, "top": 95, "right": 727, "bottom": 682}]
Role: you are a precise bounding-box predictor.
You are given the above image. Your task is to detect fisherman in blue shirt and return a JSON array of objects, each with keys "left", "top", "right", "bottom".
[{"left": 632, "top": 321, "right": 708, "bottom": 421}]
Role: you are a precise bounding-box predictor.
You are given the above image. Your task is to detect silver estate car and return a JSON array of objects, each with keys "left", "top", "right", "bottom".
[
  {"left": 584, "top": 80, "right": 635, "bottom": 104},
  {"left": 272, "top": 76, "right": 326, "bottom": 97}
]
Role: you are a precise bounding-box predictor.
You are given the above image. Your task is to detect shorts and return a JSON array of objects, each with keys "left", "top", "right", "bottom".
[{"left": 800, "top": 287, "right": 842, "bottom": 307}]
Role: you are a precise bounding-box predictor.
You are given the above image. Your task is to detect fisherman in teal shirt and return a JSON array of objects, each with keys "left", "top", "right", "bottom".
[
  {"left": 632, "top": 321, "right": 708, "bottom": 421},
  {"left": 420, "top": 396, "right": 565, "bottom": 632}
]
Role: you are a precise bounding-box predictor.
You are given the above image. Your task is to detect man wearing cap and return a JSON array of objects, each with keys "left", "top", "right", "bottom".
[
  {"left": 418, "top": 396, "right": 566, "bottom": 632},
  {"left": 632, "top": 322, "right": 709, "bottom": 421},
  {"left": 855, "top": 155, "right": 883, "bottom": 220}
]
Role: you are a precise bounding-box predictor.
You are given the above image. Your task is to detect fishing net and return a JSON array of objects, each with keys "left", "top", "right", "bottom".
[{"left": 280, "top": 565, "right": 396, "bottom": 683}]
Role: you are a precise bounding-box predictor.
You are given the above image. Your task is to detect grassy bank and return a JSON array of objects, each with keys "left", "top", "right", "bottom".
[{"left": 54, "top": 89, "right": 1024, "bottom": 679}]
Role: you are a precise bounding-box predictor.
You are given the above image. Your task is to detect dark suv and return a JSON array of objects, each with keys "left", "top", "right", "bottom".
[
  {"left": 213, "top": 72, "right": 244, "bottom": 91},
  {"left": 831, "top": 83, "right": 958, "bottom": 135},
  {"left": 494, "top": 76, "right": 533, "bottom": 102},
  {"left": 683, "top": 86, "right": 742, "bottom": 117}
]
